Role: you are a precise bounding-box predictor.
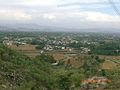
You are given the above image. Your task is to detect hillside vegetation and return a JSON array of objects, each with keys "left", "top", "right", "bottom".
[{"left": 0, "top": 45, "right": 120, "bottom": 90}]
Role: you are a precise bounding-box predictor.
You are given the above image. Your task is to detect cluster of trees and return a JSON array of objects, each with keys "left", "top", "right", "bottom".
[
  {"left": 91, "top": 42, "right": 120, "bottom": 56},
  {"left": 82, "top": 55, "right": 105, "bottom": 77},
  {"left": 66, "top": 41, "right": 120, "bottom": 56},
  {"left": 31, "top": 39, "right": 45, "bottom": 50}
]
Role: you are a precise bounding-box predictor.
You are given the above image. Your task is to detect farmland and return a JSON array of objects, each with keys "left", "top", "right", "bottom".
[{"left": 8, "top": 44, "right": 120, "bottom": 69}]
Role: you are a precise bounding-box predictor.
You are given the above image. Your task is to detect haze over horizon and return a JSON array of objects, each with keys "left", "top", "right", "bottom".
[{"left": 0, "top": 0, "right": 120, "bottom": 31}]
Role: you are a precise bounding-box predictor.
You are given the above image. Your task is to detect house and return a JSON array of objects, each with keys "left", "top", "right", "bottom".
[
  {"left": 80, "top": 47, "right": 91, "bottom": 54},
  {"left": 44, "top": 45, "right": 53, "bottom": 51},
  {"left": 14, "top": 41, "right": 27, "bottom": 45},
  {"left": 61, "top": 47, "right": 65, "bottom": 50},
  {"left": 3, "top": 40, "right": 13, "bottom": 46}
]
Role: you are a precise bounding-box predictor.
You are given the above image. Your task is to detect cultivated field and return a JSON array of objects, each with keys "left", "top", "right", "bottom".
[
  {"left": 7, "top": 45, "right": 120, "bottom": 69},
  {"left": 8, "top": 44, "right": 36, "bottom": 51}
]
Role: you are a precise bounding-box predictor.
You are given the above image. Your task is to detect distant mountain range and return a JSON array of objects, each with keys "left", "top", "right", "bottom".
[{"left": 0, "top": 23, "right": 120, "bottom": 33}]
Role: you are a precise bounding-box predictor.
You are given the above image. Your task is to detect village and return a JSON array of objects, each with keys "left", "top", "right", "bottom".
[{"left": 2, "top": 33, "right": 91, "bottom": 54}]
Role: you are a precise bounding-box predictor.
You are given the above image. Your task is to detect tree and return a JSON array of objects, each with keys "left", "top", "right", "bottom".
[
  {"left": 82, "top": 55, "right": 105, "bottom": 77},
  {"left": 36, "top": 54, "right": 56, "bottom": 63},
  {"left": 58, "top": 74, "right": 72, "bottom": 90},
  {"left": 36, "top": 43, "right": 45, "bottom": 50}
]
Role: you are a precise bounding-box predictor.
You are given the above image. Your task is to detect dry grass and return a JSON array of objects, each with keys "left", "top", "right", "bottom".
[
  {"left": 8, "top": 44, "right": 39, "bottom": 58},
  {"left": 101, "top": 60, "right": 117, "bottom": 69},
  {"left": 53, "top": 53, "right": 65, "bottom": 61},
  {"left": 8, "top": 44, "right": 36, "bottom": 51},
  {"left": 99, "top": 55, "right": 120, "bottom": 60},
  {"left": 99, "top": 55, "right": 120, "bottom": 69}
]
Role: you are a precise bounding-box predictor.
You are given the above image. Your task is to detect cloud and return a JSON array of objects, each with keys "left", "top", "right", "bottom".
[
  {"left": 0, "top": 9, "right": 32, "bottom": 21},
  {"left": 0, "top": 0, "right": 119, "bottom": 29},
  {"left": 57, "top": 0, "right": 120, "bottom": 11},
  {"left": 40, "top": 11, "right": 120, "bottom": 22},
  {"left": 83, "top": 12, "right": 120, "bottom": 22},
  {"left": 43, "top": 14, "right": 56, "bottom": 21},
  {"left": 20, "top": 0, "right": 57, "bottom": 6}
]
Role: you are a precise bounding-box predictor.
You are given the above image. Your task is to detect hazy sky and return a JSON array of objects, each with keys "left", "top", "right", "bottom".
[{"left": 0, "top": 0, "right": 120, "bottom": 29}]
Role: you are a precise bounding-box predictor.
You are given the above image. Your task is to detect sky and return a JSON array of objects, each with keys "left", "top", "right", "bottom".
[{"left": 0, "top": 0, "right": 120, "bottom": 29}]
